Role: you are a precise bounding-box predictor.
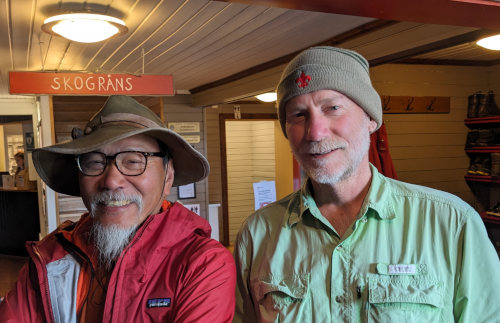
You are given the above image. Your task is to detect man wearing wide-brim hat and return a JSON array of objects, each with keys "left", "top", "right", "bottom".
[{"left": 0, "top": 95, "right": 236, "bottom": 322}]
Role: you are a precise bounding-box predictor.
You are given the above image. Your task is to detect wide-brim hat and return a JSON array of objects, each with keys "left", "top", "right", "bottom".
[{"left": 32, "top": 95, "right": 209, "bottom": 196}]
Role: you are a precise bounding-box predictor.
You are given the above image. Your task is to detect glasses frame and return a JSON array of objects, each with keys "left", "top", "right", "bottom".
[{"left": 76, "top": 151, "right": 166, "bottom": 177}]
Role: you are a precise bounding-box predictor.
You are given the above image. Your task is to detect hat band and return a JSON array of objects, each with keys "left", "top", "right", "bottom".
[{"left": 85, "top": 112, "right": 162, "bottom": 134}]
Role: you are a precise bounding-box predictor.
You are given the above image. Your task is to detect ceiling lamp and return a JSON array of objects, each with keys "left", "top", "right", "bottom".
[
  {"left": 255, "top": 92, "right": 277, "bottom": 102},
  {"left": 476, "top": 34, "right": 500, "bottom": 50},
  {"left": 42, "top": 13, "right": 127, "bottom": 43}
]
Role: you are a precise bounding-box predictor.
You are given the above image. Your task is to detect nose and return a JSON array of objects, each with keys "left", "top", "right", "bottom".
[
  {"left": 98, "top": 160, "right": 126, "bottom": 190},
  {"left": 306, "top": 111, "right": 329, "bottom": 142}
]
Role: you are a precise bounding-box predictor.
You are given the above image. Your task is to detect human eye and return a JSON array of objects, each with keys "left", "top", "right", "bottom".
[
  {"left": 325, "top": 105, "right": 341, "bottom": 113},
  {"left": 286, "top": 107, "right": 306, "bottom": 123},
  {"left": 80, "top": 153, "right": 105, "bottom": 170},
  {"left": 120, "top": 152, "right": 146, "bottom": 169}
]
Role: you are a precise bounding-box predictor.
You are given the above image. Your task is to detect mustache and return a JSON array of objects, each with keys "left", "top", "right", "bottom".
[
  {"left": 299, "top": 139, "right": 347, "bottom": 154},
  {"left": 90, "top": 190, "right": 143, "bottom": 215}
]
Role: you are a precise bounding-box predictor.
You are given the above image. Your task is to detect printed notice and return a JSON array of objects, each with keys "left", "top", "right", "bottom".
[
  {"left": 167, "top": 122, "right": 200, "bottom": 133},
  {"left": 253, "top": 181, "right": 276, "bottom": 211}
]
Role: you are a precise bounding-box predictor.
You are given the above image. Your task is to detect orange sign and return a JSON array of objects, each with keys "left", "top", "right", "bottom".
[{"left": 9, "top": 72, "right": 174, "bottom": 95}]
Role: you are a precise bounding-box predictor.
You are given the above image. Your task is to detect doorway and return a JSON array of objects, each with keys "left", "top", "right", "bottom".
[
  {"left": 219, "top": 113, "right": 293, "bottom": 246},
  {"left": 0, "top": 96, "right": 40, "bottom": 256}
]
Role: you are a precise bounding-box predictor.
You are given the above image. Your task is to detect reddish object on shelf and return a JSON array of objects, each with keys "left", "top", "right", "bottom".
[
  {"left": 464, "top": 116, "right": 500, "bottom": 126},
  {"left": 464, "top": 174, "right": 500, "bottom": 183},
  {"left": 481, "top": 212, "right": 500, "bottom": 225}
]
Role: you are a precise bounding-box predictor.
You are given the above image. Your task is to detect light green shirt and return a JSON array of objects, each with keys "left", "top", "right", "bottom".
[{"left": 234, "top": 165, "right": 500, "bottom": 322}]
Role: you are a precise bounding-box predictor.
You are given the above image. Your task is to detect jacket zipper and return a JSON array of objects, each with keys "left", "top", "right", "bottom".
[
  {"left": 29, "top": 243, "right": 57, "bottom": 323},
  {"left": 54, "top": 233, "right": 96, "bottom": 319}
]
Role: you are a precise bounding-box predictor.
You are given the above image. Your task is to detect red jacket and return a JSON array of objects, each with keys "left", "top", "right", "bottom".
[{"left": 0, "top": 202, "right": 236, "bottom": 322}]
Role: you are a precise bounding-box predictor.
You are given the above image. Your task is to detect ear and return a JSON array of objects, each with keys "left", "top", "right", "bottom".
[{"left": 162, "top": 159, "right": 175, "bottom": 196}]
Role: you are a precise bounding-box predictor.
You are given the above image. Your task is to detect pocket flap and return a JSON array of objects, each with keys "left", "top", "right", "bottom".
[
  {"left": 252, "top": 275, "right": 309, "bottom": 302},
  {"left": 368, "top": 275, "right": 443, "bottom": 308}
]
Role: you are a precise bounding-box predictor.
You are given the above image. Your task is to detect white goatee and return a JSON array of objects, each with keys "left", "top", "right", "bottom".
[{"left": 88, "top": 190, "right": 143, "bottom": 271}]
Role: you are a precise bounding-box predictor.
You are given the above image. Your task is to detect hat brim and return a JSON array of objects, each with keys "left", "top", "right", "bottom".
[{"left": 32, "top": 125, "right": 209, "bottom": 196}]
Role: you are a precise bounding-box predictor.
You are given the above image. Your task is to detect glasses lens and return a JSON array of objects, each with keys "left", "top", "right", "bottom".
[
  {"left": 116, "top": 152, "right": 147, "bottom": 175},
  {"left": 78, "top": 152, "right": 106, "bottom": 175}
]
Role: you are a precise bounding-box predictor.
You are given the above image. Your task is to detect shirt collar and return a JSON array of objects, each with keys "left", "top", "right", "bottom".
[
  {"left": 286, "top": 163, "right": 396, "bottom": 227},
  {"left": 359, "top": 164, "right": 396, "bottom": 220}
]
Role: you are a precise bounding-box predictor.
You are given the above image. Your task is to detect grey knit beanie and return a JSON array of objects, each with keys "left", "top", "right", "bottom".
[{"left": 276, "top": 46, "right": 382, "bottom": 137}]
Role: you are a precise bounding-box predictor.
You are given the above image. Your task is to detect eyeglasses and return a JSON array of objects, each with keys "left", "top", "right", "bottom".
[{"left": 76, "top": 151, "right": 166, "bottom": 176}]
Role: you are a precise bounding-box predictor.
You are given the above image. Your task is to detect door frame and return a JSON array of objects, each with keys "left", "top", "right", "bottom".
[{"left": 219, "top": 113, "right": 277, "bottom": 246}]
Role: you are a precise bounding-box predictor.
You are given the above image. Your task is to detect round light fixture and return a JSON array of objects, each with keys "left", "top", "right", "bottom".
[
  {"left": 255, "top": 92, "right": 277, "bottom": 102},
  {"left": 42, "top": 13, "right": 128, "bottom": 43},
  {"left": 476, "top": 34, "right": 500, "bottom": 51}
]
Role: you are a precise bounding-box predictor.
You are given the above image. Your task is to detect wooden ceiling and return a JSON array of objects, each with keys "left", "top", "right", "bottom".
[{"left": 1, "top": 0, "right": 499, "bottom": 105}]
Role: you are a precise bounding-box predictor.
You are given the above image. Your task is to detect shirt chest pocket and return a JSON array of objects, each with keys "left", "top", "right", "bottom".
[
  {"left": 367, "top": 275, "right": 444, "bottom": 323},
  {"left": 251, "top": 275, "right": 310, "bottom": 323}
]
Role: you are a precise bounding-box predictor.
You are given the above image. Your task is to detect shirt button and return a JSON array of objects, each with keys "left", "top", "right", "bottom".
[
  {"left": 335, "top": 295, "right": 343, "bottom": 303},
  {"left": 361, "top": 217, "right": 368, "bottom": 223}
]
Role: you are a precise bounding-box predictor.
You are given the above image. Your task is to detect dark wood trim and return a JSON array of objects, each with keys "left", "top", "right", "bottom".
[
  {"left": 223, "top": 0, "right": 500, "bottom": 30},
  {"left": 219, "top": 114, "right": 229, "bottom": 246},
  {"left": 219, "top": 113, "right": 278, "bottom": 246},
  {"left": 190, "top": 20, "right": 396, "bottom": 94},
  {"left": 369, "top": 30, "right": 499, "bottom": 67},
  {"left": 395, "top": 58, "right": 500, "bottom": 67}
]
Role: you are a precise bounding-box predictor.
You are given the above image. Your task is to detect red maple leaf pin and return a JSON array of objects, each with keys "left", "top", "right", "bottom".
[{"left": 295, "top": 72, "right": 311, "bottom": 88}]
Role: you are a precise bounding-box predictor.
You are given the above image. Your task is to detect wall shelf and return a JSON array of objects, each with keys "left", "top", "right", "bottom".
[
  {"left": 464, "top": 116, "right": 500, "bottom": 126},
  {"left": 465, "top": 147, "right": 500, "bottom": 153},
  {"left": 464, "top": 175, "right": 500, "bottom": 184},
  {"left": 481, "top": 212, "right": 500, "bottom": 225},
  {"left": 464, "top": 110, "right": 500, "bottom": 247}
]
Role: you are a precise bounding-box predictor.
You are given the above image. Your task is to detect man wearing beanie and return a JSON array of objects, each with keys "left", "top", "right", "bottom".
[{"left": 233, "top": 46, "right": 500, "bottom": 322}]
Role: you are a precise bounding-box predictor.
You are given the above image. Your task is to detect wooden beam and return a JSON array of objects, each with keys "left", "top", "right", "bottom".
[
  {"left": 222, "top": 0, "right": 500, "bottom": 30},
  {"left": 370, "top": 29, "right": 499, "bottom": 66}
]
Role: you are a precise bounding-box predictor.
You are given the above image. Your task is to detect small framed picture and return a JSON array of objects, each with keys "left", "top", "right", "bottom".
[{"left": 178, "top": 183, "right": 196, "bottom": 199}]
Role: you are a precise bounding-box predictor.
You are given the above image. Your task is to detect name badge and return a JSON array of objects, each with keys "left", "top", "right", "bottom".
[{"left": 377, "top": 263, "right": 417, "bottom": 275}]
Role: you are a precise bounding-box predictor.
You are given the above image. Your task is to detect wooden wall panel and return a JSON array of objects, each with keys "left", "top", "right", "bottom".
[
  {"left": 372, "top": 64, "right": 490, "bottom": 208},
  {"left": 162, "top": 95, "right": 209, "bottom": 220},
  {"left": 489, "top": 65, "right": 500, "bottom": 94}
]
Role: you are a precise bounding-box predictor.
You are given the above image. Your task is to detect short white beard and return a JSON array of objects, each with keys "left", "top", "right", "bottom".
[
  {"left": 90, "top": 222, "right": 138, "bottom": 271},
  {"left": 295, "top": 126, "right": 371, "bottom": 185}
]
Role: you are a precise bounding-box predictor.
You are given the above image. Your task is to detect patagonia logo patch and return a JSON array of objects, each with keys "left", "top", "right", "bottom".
[{"left": 147, "top": 298, "right": 171, "bottom": 308}]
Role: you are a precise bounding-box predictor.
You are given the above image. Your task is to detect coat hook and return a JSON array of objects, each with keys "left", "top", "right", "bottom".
[
  {"left": 383, "top": 96, "right": 391, "bottom": 111},
  {"left": 406, "top": 97, "right": 414, "bottom": 111},
  {"left": 426, "top": 97, "right": 436, "bottom": 111}
]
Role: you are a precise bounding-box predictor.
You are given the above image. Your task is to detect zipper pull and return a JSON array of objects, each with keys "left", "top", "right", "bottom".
[{"left": 356, "top": 286, "right": 362, "bottom": 299}]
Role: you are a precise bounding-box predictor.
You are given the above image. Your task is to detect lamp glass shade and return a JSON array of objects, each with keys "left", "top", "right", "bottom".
[
  {"left": 43, "top": 13, "right": 127, "bottom": 43},
  {"left": 477, "top": 34, "right": 500, "bottom": 51},
  {"left": 256, "top": 92, "right": 277, "bottom": 102}
]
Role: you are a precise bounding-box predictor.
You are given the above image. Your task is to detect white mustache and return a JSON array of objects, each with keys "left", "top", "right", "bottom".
[
  {"left": 90, "top": 190, "right": 143, "bottom": 215},
  {"left": 299, "top": 139, "right": 347, "bottom": 154}
]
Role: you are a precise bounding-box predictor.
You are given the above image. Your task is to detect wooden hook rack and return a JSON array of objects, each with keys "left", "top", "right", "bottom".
[{"left": 381, "top": 96, "right": 450, "bottom": 114}]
